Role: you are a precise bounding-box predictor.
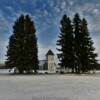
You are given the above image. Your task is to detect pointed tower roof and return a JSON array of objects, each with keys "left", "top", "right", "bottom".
[{"left": 46, "top": 49, "right": 54, "bottom": 56}]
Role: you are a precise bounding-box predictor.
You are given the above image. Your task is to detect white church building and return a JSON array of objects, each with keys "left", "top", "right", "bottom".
[{"left": 39, "top": 49, "right": 57, "bottom": 72}]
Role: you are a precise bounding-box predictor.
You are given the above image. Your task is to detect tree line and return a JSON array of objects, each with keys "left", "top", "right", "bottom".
[{"left": 5, "top": 13, "right": 98, "bottom": 74}]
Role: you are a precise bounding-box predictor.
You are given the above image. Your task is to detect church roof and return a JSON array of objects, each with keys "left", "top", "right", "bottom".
[{"left": 46, "top": 49, "right": 54, "bottom": 56}]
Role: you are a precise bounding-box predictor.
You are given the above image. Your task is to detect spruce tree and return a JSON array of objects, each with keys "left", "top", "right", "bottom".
[
  {"left": 24, "top": 15, "right": 38, "bottom": 73},
  {"left": 57, "top": 15, "right": 75, "bottom": 72},
  {"left": 78, "top": 18, "right": 89, "bottom": 72},
  {"left": 73, "top": 13, "right": 82, "bottom": 73},
  {"left": 73, "top": 13, "right": 98, "bottom": 73},
  {"left": 6, "top": 14, "right": 38, "bottom": 74},
  {"left": 6, "top": 15, "right": 25, "bottom": 73},
  {"left": 81, "top": 18, "right": 98, "bottom": 72},
  {"left": 6, "top": 35, "right": 17, "bottom": 69}
]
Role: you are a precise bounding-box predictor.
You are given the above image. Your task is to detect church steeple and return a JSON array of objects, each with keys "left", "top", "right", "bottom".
[
  {"left": 46, "top": 49, "right": 56, "bottom": 71},
  {"left": 46, "top": 49, "right": 54, "bottom": 56}
]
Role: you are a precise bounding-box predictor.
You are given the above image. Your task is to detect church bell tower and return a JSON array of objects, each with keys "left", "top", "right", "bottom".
[{"left": 46, "top": 49, "right": 56, "bottom": 72}]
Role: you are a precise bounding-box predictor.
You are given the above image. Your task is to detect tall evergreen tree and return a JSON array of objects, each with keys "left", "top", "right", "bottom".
[
  {"left": 6, "top": 34, "right": 17, "bottom": 69},
  {"left": 6, "top": 14, "right": 38, "bottom": 74},
  {"left": 6, "top": 15, "right": 25, "bottom": 73},
  {"left": 57, "top": 15, "right": 75, "bottom": 72},
  {"left": 81, "top": 18, "right": 98, "bottom": 72},
  {"left": 78, "top": 18, "right": 89, "bottom": 72},
  {"left": 24, "top": 15, "right": 38, "bottom": 73},
  {"left": 73, "top": 13, "right": 98, "bottom": 73},
  {"left": 73, "top": 13, "right": 82, "bottom": 73}
]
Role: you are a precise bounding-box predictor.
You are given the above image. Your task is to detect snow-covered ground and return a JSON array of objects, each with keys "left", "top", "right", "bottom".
[{"left": 0, "top": 69, "right": 100, "bottom": 100}]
